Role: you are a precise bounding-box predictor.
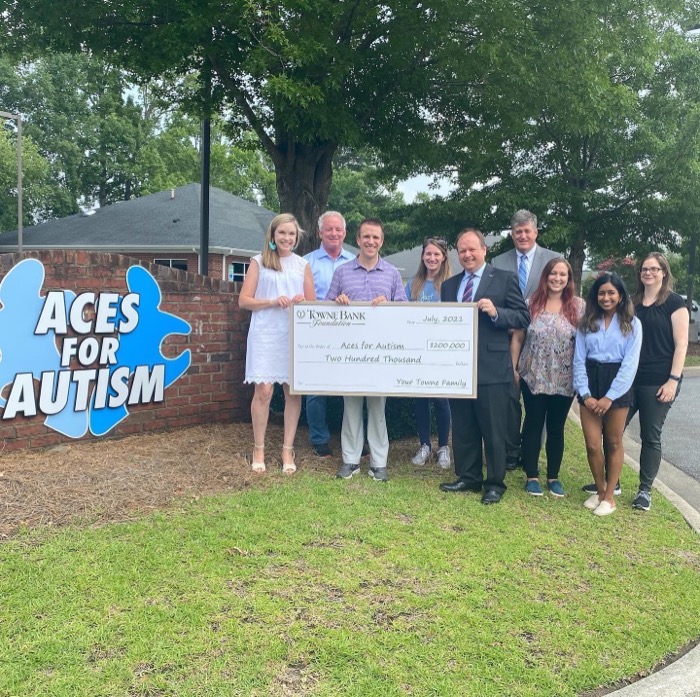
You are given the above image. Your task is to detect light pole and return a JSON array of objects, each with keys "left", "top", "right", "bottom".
[{"left": 0, "top": 110, "right": 23, "bottom": 253}]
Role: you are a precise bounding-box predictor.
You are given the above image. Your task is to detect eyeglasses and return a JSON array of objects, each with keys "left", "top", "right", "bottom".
[{"left": 640, "top": 267, "right": 662, "bottom": 275}]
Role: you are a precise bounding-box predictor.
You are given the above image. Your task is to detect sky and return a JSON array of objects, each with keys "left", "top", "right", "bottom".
[{"left": 397, "top": 174, "right": 455, "bottom": 203}]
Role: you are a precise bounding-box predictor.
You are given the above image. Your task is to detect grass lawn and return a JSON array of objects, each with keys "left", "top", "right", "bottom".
[
  {"left": 1, "top": 421, "right": 699, "bottom": 697},
  {"left": 685, "top": 354, "right": 700, "bottom": 367}
]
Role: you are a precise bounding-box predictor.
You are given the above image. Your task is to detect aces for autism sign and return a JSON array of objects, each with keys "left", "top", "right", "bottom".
[{"left": 0, "top": 259, "right": 191, "bottom": 437}]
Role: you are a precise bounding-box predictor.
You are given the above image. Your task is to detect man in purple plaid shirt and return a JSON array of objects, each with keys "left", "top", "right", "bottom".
[{"left": 325, "top": 218, "right": 407, "bottom": 482}]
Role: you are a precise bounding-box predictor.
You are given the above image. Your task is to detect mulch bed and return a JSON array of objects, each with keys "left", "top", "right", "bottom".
[{"left": 0, "top": 419, "right": 418, "bottom": 541}]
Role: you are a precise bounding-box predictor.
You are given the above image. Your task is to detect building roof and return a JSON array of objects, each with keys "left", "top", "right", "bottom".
[
  {"left": 0, "top": 184, "right": 278, "bottom": 256},
  {"left": 384, "top": 234, "right": 502, "bottom": 280}
]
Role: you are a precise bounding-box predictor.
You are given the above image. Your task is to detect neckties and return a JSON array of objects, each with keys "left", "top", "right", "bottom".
[
  {"left": 462, "top": 274, "right": 474, "bottom": 302},
  {"left": 518, "top": 254, "right": 528, "bottom": 294}
]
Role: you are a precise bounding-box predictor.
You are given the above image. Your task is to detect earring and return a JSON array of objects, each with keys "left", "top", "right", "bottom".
[{"left": 269, "top": 241, "right": 277, "bottom": 251}]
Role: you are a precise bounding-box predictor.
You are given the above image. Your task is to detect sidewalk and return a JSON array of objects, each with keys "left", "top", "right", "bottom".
[{"left": 570, "top": 366, "right": 700, "bottom": 696}]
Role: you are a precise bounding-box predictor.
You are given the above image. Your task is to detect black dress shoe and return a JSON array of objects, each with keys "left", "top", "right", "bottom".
[
  {"left": 505, "top": 458, "right": 520, "bottom": 471},
  {"left": 481, "top": 489, "right": 502, "bottom": 504},
  {"left": 439, "top": 480, "right": 481, "bottom": 493}
]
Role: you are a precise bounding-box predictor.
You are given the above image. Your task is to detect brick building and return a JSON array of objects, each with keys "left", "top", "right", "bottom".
[{"left": 0, "top": 184, "right": 276, "bottom": 282}]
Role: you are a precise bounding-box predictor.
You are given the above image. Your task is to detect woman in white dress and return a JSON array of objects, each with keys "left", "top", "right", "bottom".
[{"left": 239, "top": 214, "right": 316, "bottom": 475}]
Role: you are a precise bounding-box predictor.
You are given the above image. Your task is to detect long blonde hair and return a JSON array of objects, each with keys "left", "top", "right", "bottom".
[{"left": 261, "top": 213, "right": 303, "bottom": 271}]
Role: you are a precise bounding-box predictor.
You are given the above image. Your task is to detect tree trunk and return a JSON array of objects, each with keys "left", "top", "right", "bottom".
[
  {"left": 274, "top": 138, "right": 336, "bottom": 256},
  {"left": 569, "top": 227, "right": 587, "bottom": 294}
]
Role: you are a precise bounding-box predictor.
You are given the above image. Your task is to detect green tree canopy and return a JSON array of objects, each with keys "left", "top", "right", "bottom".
[
  {"left": 424, "top": 0, "right": 700, "bottom": 286},
  {"left": 0, "top": 54, "right": 281, "bottom": 221},
  {"left": 8, "top": 0, "right": 476, "bottom": 252},
  {"left": 0, "top": 127, "right": 54, "bottom": 232}
]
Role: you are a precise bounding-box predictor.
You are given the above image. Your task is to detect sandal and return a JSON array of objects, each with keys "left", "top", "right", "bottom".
[
  {"left": 282, "top": 445, "right": 297, "bottom": 475},
  {"left": 251, "top": 444, "right": 266, "bottom": 474}
]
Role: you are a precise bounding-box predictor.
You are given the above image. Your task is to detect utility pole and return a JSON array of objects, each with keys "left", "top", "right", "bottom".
[{"left": 199, "top": 61, "right": 211, "bottom": 276}]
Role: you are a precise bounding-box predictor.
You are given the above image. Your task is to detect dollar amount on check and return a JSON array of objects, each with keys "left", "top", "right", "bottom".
[{"left": 290, "top": 302, "right": 477, "bottom": 398}]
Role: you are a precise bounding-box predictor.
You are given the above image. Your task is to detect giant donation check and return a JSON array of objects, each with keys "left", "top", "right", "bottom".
[{"left": 290, "top": 302, "right": 477, "bottom": 398}]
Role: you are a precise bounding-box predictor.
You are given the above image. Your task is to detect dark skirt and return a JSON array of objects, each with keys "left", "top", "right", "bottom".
[{"left": 578, "top": 359, "right": 633, "bottom": 409}]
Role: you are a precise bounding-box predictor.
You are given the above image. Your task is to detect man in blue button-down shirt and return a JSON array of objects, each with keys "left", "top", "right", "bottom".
[{"left": 303, "top": 211, "right": 355, "bottom": 457}]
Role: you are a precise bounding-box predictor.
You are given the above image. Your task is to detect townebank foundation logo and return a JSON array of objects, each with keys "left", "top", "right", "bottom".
[{"left": 0, "top": 259, "right": 192, "bottom": 438}]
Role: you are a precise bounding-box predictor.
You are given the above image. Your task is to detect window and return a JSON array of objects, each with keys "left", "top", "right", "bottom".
[
  {"left": 228, "top": 262, "right": 250, "bottom": 282},
  {"left": 153, "top": 258, "right": 188, "bottom": 271}
]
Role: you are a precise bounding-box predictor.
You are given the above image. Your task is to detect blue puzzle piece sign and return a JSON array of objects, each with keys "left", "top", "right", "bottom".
[{"left": 0, "top": 259, "right": 192, "bottom": 437}]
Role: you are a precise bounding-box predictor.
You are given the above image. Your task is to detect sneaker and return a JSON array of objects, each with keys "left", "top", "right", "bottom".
[
  {"left": 312, "top": 442, "right": 332, "bottom": 457},
  {"left": 582, "top": 482, "right": 621, "bottom": 496},
  {"left": 583, "top": 493, "right": 600, "bottom": 510},
  {"left": 546, "top": 480, "right": 565, "bottom": 497},
  {"left": 411, "top": 444, "right": 431, "bottom": 465},
  {"left": 632, "top": 488, "right": 651, "bottom": 511},
  {"left": 336, "top": 462, "right": 360, "bottom": 479},
  {"left": 593, "top": 500, "right": 616, "bottom": 516},
  {"left": 369, "top": 467, "right": 389, "bottom": 482},
  {"left": 525, "top": 480, "right": 543, "bottom": 496},
  {"left": 436, "top": 446, "right": 451, "bottom": 469}
]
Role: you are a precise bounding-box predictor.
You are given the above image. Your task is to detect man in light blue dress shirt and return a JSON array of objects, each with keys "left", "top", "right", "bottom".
[{"left": 303, "top": 211, "right": 355, "bottom": 456}]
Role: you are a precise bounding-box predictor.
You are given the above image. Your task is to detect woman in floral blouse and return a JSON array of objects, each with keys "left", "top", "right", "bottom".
[{"left": 511, "top": 258, "right": 585, "bottom": 497}]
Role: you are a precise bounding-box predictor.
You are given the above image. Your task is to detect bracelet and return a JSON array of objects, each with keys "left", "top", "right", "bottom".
[{"left": 669, "top": 374, "right": 682, "bottom": 382}]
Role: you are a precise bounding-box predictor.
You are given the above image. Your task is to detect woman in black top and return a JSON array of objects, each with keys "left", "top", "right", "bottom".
[{"left": 628, "top": 252, "right": 688, "bottom": 510}]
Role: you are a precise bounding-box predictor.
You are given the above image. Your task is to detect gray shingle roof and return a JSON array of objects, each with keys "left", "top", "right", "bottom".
[{"left": 0, "top": 184, "right": 277, "bottom": 255}]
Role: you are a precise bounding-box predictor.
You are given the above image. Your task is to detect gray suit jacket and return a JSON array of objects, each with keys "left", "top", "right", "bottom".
[{"left": 491, "top": 245, "right": 561, "bottom": 299}]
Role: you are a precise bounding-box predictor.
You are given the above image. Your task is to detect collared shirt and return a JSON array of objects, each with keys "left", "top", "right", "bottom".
[
  {"left": 455, "top": 263, "right": 486, "bottom": 301},
  {"left": 326, "top": 256, "right": 408, "bottom": 302},
  {"left": 304, "top": 245, "right": 355, "bottom": 300},
  {"left": 573, "top": 314, "right": 643, "bottom": 400},
  {"left": 517, "top": 245, "right": 538, "bottom": 287}
]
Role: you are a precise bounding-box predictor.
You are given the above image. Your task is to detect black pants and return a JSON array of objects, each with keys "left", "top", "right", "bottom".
[
  {"left": 449, "top": 383, "right": 509, "bottom": 494},
  {"left": 520, "top": 381, "right": 573, "bottom": 480},
  {"left": 626, "top": 383, "right": 678, "bottom": 490}
]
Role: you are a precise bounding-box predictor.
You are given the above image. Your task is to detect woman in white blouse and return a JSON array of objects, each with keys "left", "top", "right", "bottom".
[{"left": 573, "top": 273, "right": 642, "bottom": 516}]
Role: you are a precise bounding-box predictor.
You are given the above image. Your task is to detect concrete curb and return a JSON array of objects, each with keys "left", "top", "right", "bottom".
[{"left": 568, "top": 391, "right": 700, "bottom": 697}]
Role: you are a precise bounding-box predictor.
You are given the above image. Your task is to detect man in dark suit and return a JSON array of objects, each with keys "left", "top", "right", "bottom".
[
  {"left": 440, "top": 228, "right": 530, "bottom": 504},
  {"left": 491, "top": 210, "right": 560, "bottom": 469}
]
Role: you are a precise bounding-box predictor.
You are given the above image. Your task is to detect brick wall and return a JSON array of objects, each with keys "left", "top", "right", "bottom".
[{"left": 0, "top": 251, "right": 253, "bottom": 452}]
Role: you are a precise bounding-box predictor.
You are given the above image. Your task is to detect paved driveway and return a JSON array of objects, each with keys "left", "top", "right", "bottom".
[
  {"left": 624, "top": 372, "right": 700, "bottom": 511},
  {"left": 625, "top": 375, "right": 700, "bottom": 481}
]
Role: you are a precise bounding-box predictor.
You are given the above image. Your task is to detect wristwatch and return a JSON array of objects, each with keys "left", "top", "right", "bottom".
[
  {"left": 669, "top": 374, "right": 682, "bottom": 382},
  {"left": 580, "top": 393, "right": 591, "bottom": 401}
]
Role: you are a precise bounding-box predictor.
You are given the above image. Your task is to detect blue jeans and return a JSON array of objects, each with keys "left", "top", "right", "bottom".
[
  {"left": 414, "top": 398, "right": 451, "bottom": 447},
  {"left": 306, "top": 394, "right": 330, "bottom": 446}
]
